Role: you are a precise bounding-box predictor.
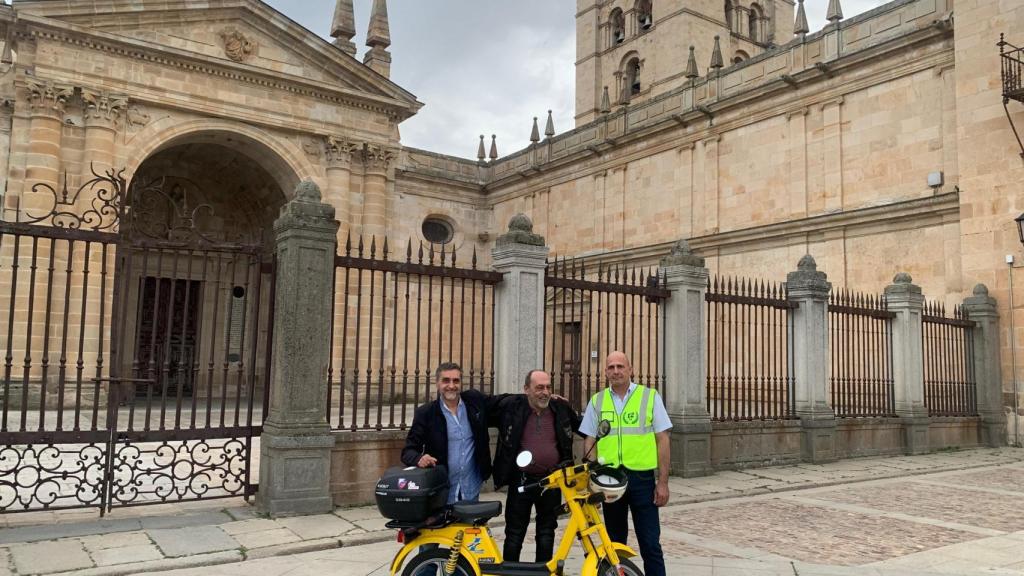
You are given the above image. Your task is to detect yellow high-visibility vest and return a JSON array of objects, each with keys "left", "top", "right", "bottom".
[{"left": 593, "top": 386, "right": 658, "bottom": 471}]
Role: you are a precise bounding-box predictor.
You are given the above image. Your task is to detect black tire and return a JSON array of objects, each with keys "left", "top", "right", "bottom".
[
  {"left": 596, "top": 557, "right": 645, "bottom": 576},
  {"left": 401, "top": 547, "right": 476, "bottom": 576}
]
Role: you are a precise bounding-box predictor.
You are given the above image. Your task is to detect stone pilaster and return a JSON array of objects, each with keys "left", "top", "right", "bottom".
[
  {"left": 259, "top": 180, "right": 339, "bottom": 517},
  {"left": 787, "top": 255, "right": 837, "bottom": 463},
  {"left": 325, "top": 136, "right": 359, "bottom": 232},
  {"left": 661, "top": 240, "right": 712, "bottom": 477},
  {"left": 961, "top": 284, "right": 1005, "bottom": 447},
  {"left": 81, "top": 90, "right": 127, "bottom": 175},
  {"left": 492, "top": 214, "right": 548, "bottom": 395},
  {"left": 884, "top": 272, "right": 929, "bottom": 454},
  {"left": 23, "top": 79, "right": 73, "bottom": 215},
  {"left": 361, "top": 144, "right": 393, "bottom": 241}
]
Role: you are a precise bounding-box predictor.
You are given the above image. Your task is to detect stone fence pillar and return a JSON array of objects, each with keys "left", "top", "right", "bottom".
[
  {"left": 962, "top": 284, "right": 1006, "bottom": 447},
  {"left": 492, "top": 214, "right": 548, "bottom": 395},
  {"left": 787, "top": 255, "right": 837, "bottom": 463},
  {"left": 661, "top": 240, "right": 712, "bottom": 477},
  {"left": 259, "top": 181, "right": 339, "bottom": 517},
  {"left": 884, "top": 273, "right": 929, "bottom": 454}
]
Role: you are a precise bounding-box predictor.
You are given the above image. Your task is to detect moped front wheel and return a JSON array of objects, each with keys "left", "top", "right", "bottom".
[
  {"left": 595, "top": 557, "right": 644, "bottom": 576},
  {"left": 401, "top": 548, "right": 478, "bottom": 576}
]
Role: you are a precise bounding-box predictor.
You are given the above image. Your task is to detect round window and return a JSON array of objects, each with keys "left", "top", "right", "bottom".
[{"left": 422, "top": 218, "right": 454, "bottom": 245}]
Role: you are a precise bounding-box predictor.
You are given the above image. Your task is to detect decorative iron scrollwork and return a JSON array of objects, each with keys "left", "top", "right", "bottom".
[
  {"left": 126, "top": 176, "right": 219, "bottom": 244},
  {"left": 23, "top": 165, "right": 126, "bottom": 231},
  {"left": 108, "top": 438, "right": 248, "bottom": 505},
  {"left": 0, "top": 443, "right": 107, "bottom": 511}
]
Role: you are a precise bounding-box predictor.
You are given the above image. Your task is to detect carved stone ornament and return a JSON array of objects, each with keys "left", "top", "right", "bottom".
[
  {"left": 660, "top": 239, "right": 705, "bottom": 268},
  {"left": 25, "top": 79, "right": 74, "bottom": 117},
  {"left": 496, "top": 213, "right": 545, "bottom": 247},
  {"left": 126, "top": 103, "right": 151, "bottom": 129},
  {"left": 82, "top": 89, "right": 129, "bottom": 128},
  {"left": 364, "top": 144, "right": 396, "bottom": 173},
  {"left": 220, "top": 28, "right": 256, "bottom": 63},
  {"left": 325, "top": 136, "right": 361, "bottom": 168}
]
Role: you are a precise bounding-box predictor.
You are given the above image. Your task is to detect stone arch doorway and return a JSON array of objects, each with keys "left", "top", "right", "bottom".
[{"left": 116, "top": 132, "right": 291, "bottom": 422}]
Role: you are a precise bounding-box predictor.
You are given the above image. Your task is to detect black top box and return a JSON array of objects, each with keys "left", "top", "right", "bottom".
[{"left": 375, "top": 465, "right": 450, "bottom": 522}]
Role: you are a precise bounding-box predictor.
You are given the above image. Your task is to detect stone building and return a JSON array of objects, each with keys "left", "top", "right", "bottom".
[{"left": 0, "top": 0, "right": 1023, "bottom": 442}]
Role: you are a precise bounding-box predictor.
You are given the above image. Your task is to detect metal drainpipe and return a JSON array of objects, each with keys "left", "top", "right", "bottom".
[{"left": 1009, "top": 262, "right": 1021, "bottom": 447}]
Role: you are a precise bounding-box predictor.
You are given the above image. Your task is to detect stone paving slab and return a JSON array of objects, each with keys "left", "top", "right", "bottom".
[
  {"left": 0, "top": 447, "right": 1021, "bottom": 575},
  {"left": 9, "top": 540, "right": 94, "bottom": 574}
]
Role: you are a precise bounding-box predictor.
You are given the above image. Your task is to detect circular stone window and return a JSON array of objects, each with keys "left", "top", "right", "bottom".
[{"left": 422, "top": 217, "right": 454, "bottom": 245}]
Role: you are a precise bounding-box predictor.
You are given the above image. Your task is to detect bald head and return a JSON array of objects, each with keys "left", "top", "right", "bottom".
[{"left": 605, "top": 351, "right": 633, "bottom": 391}]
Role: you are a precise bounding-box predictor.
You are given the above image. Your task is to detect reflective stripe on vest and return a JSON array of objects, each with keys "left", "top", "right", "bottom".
[{"left": 593, "top": 385, "right": 658, "bottom": 471}]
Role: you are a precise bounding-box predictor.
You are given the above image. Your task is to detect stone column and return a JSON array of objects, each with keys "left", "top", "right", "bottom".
[
  {"left": 23, "top": 79, "right": 73, "bottom": 215},
  {"left": 361, "top": 144, "right": 393, "bottom": 241},
  {"left": 884, "top": 272, "right": 929, "bottom": 454},
  {"left": 325, "top": 136, "right": 359, "bottom": 233},
  {"left": 492, "top": 214, "right": 548, "bottom": 395},
  {"left": 0, "top": 99, "right": 13, "bottom": 220},
  {"left": 661, "top": 240, "right": 712, "bottom": 477},
  {"left": 961, "top": 284, "right": 1005, "bottom": 447},
  {"left": 81, "top": 90, "right": 127, "bottom": 178},
  {"left": 787, "top": 255, "right": 837, "bottom": 463},
  {"left": 258, "top": 180, "right": 339, "bottom": 517}
]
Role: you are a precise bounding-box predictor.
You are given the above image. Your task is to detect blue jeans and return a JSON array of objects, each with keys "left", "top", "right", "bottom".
[{"left": 601, "top": 469, "right": 665, "bottom": 576}]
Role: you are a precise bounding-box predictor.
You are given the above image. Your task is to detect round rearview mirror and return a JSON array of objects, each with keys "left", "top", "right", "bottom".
[
  {"left": 516, "top": 450, "right": 533, "bottom": 469},
  {"left": 597, "top": 419, "right": 612, "bottom": 439}
]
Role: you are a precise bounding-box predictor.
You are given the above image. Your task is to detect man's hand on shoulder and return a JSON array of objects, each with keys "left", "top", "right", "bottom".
[{"left": 418, "top": 454, "right": 438, "bottom": 468}]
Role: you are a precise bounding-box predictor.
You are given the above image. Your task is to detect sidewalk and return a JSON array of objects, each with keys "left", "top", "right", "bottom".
[{"left": 1, "top": 447, "right": 1022, "bottom": 576}]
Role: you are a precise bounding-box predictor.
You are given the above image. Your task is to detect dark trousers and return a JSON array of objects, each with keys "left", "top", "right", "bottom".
[
  {"left": 503, "top": 478, "right": 561, "bottom": 563},
  {"left": 602, "top": 469, "right": 665, "bottom": 576}
]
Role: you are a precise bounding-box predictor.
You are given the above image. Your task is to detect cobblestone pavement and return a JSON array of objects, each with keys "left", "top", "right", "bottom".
[{"left": 0, "top": 447, "right": 1022, "bottom": 575}]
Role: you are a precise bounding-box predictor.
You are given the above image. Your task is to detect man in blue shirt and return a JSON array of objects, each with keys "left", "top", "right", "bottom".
[{"left": 401, "top": 362, "right": 492, "bottom": 503}]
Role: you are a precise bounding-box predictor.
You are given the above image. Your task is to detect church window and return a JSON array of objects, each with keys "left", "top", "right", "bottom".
[
  {"left": 749, "top": 4, "right": 764, "bottom": 43},
  {"left": 610, "top": 9, "right": 626, "bottom": 45},
  {"left": 636, "top": 0, "right": 653, "bottom": 32},
  {"left": 422, "top": 217, "right": 454, "bottom": 245},
  {"left": 733, "top": 50, "right": 750, "bottom": 64},
  {"left": 626, "top": 57, "right": 642, "bottom": 95}
]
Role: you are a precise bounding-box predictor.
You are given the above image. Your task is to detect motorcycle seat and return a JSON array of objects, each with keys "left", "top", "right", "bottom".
[{"left": 451, "top": 501, "right": 502, "bottom": 524}]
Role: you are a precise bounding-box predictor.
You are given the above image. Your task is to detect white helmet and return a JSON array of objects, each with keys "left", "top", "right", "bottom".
[{"left": 589, "top": 467, "right": 628, "bottom": 503}]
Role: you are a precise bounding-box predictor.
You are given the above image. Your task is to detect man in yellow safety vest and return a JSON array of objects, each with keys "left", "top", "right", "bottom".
[{"left": 581, "top": 351, "right": 671, "bottom": 576}]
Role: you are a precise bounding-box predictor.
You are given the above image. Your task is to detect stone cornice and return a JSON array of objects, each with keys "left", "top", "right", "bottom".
[{"left": 12, "top": 12, "right": 419, "bottom": 121}]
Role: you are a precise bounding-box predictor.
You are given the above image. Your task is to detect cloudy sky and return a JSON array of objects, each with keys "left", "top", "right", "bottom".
[{"left": 270, "top": 1, "right": 889, "bottom": 159}]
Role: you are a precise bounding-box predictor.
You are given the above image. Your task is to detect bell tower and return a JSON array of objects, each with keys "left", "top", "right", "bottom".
[{"left": 575, "top": 0, "right": 795, "bottom": 126}]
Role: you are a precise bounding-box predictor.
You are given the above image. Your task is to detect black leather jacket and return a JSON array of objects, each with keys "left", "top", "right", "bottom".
[{"left": 489, "top": 395, "right": 581, "bottom": 489}]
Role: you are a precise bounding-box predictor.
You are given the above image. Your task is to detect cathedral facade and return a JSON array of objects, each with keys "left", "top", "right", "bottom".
[{"left": 0, "top": 0, "right": 1023, "bottom": 439}]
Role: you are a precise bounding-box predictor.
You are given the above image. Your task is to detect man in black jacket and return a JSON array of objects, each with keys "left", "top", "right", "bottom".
[
  {"left": 401, "top": 362, "right": 493, "bottom": 503},
  {"left": 490, "top": 369, "right": 581, "bottom": 563}
]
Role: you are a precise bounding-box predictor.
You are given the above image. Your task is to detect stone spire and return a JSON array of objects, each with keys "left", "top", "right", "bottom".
[
  {"left": 685, "top": 46, "right": 699, "bottom": 79},
  {"left": 600, "top": 86, "right": 611, "bottom": 114},
  {"left": 363, "top": 0, "right": 392, "bottom": 77},
  {"left": 709, "top": 36, "right": 723, "bottom": 73},
  {"left": 544, "top": 110, "right": 555, "bottom": 139},
  {"left": 489, "top": 135, "right": 498, "bottom": 161},
  {"left": 530, "top": 117, "right": 540, "bottom": 143},
  {"left": 826, "top": 0, "right": 843, "bottom": 24},
  {"left": 794, "top": 0, "right": 809, "bottom": 37},
  {"left": 477, "top": 135, "right": 486, "bottom": 161},
  {"left": 330, "top": 0, "right": 357, "bottom": 56}
]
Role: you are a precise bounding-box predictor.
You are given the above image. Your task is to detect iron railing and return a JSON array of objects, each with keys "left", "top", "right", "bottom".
[
  {"left": 998, "top": 34, "right": 1024, "bottom": 158},
  {"left": 705, "top": 276, "right": 796, "bottom": 421},
  {"left": 329, "top": 236, "right": 501, "bottom": 430},
  {"left": 543, "top": 257, "right": 669, "bottom": 412},
  {"left": 922, "top": 301, "right": 978, "bottom": 417},
  {"left": 828, "top": 290, "right": 896, "bottom": 418}
]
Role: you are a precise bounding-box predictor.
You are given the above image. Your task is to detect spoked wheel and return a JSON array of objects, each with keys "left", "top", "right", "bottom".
[
  {"left": 596, "top": 557, "right": 645, "bottom": 576},
  {"left": 402, "top": 548, "right": 477, "bottom": 576}
]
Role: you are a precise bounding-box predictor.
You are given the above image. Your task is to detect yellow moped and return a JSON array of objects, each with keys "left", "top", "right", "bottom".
[{"left": 384, "top": 422, "right": 642, "bottom": 576}]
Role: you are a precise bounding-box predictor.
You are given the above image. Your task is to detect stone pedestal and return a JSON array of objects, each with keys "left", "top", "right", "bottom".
[
  {"left": 258, "top": 181, "right": 339, "bottom": 517},
  {"left": 787, "top": 255, "right": 837, "bottom": 463},
  {"left": 884, "top": 273, "right": 930, "bottom": 455},
  {"left": 962, "top": 284, "right": 1006, "bottom": 447},
  {"left": 492, "top": 214, "right": 548, "bottom": 395},
  {"left": 661, "top": 240, "right": 713, "bottom": 477}
]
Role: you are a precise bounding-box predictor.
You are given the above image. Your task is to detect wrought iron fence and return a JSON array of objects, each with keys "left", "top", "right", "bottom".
[
  {"left": 705, "top": 276, "right": 795, "bottom": 421},
  {"left": 329, "top": 236, "right": 500, "bottom": 430},
  {"left": 1000, "top": 34, "right": 1024, "bottom": 103},
  {"left": 922, "top": 301, "right": 978, "bottom": 417},
  {"left": 828, "top": 290, "right": 896, "bottom": 418},
  {"left": 543, "top": 257, "right": 668, "bottom": 413}
]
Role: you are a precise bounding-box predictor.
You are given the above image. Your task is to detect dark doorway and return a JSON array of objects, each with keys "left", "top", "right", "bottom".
[
  {"left": 561, "top": 322, "right": 583, "bottom": 409},
  {"left": 134, "top": 277, "right": 201, "bottom": 398}
]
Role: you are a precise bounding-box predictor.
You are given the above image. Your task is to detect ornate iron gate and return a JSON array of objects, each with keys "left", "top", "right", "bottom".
[{"left": 0, "top": 167, "right": 274, "bottom": 514}]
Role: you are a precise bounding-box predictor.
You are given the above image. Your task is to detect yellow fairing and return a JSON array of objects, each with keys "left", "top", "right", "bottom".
[
  {"left": 581, "top": 543, "right": 638, "bottom": 576},
  {"left": 388, "top": 534, "right": 487, "bottom": 576}
]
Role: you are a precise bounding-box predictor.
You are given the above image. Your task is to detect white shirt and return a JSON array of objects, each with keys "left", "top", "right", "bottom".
[{"left": 579, "top": 382, "right": 672, "bottom": 437}]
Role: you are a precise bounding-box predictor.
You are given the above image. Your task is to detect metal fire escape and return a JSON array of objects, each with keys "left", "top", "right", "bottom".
[{"left": 999, "top": 34, "right": 1024, "bottom": 158}]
